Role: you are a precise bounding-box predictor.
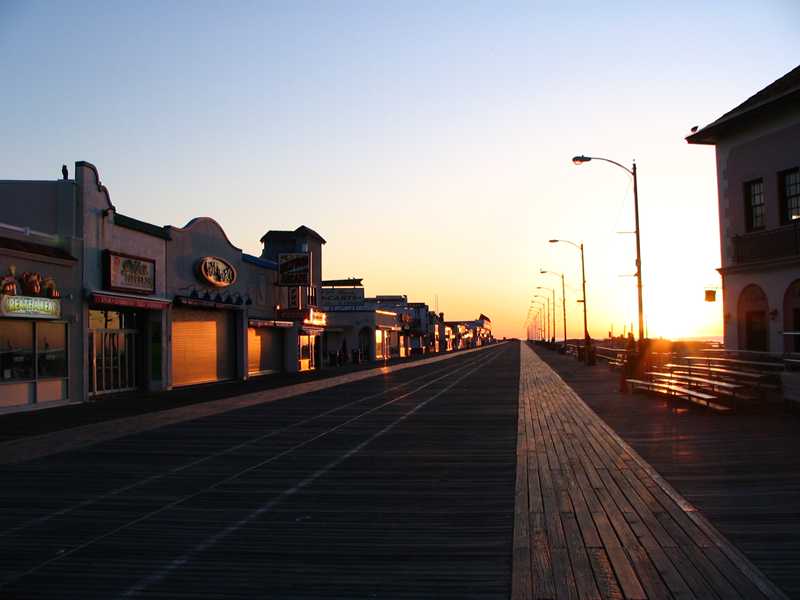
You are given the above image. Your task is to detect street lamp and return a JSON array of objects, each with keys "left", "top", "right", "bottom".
[
  {"left": 540, "top": 269, "right": 567, "bottom": 347},
  {"left": 531, "top": 301, "right": 546, "bottom": 341},
  {"left": 572, "top": 154, "right": 645, "bottom": 349},
  {"left": 549, "top": 239, "right": 589, "bottom": 346},
  {"left": 536, "top": 285, "right": 556, "bottom": 343},
  {"left": 533, "top": 295, "right": 550, "bottom": 342}
]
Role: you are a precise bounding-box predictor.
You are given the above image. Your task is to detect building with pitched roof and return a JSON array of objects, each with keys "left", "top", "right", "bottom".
[{"left": 687, "top": 64, "right": 800, "bottom": 353}]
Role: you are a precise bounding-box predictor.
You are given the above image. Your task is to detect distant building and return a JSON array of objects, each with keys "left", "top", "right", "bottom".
[{"left": 687, "top": 64, "right": 800, "bottom": 354}]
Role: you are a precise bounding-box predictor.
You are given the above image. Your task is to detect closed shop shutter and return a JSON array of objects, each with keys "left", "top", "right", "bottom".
[
  {"left": 172, "top": 308, "right": 235, "bottom": 386},
  {"left": 247, "top": 327, "right": 283, "bottom": 375}
]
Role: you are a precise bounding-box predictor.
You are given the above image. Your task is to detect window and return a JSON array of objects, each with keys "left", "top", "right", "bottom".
[
  {"left": 0, "top": 321, "right": 34, "bottom": 381},
  {"left": 0, "top": 320, "right": 67, "bottom": 382},
  {"left": 745, "top": 179, "right": 765, "bottom": 231},
  {"left": 37, "top": 322, "right": 67, "bottom": 378},
  {"left": 780, "top": 168, "right": 800, "bottom": 224}
]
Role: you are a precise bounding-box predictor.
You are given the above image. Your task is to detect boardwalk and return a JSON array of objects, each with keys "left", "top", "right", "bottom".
[
  {"left": 535, "top": 345, "right": 800, "bottom": 598},
  {"left": 0, "top": 341, "right": 791, "bottom": 598},
  {"left": 512, "top": 343, "right": 787, "bottom": 599},
  {"left": 0, "top": 344, "right": 518, "bottom": 599}
]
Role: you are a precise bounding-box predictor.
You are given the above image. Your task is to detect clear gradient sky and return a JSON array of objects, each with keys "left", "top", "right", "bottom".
[{"left": 2, "top": 1, "right": 799, "bottom": 339}]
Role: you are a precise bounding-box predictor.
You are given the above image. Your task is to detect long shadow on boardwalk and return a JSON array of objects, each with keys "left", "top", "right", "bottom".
[{"left": 534, "top": 346, "right": 800, "bottom": 598}]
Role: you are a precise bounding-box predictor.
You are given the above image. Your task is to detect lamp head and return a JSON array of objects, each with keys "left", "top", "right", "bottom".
[
  {"left": 540, "top": 269, "right": 547, "bottom": 274},
  {"left": 572, "top": 155, "right": 591, "bottom": 165},
  {"left": 548, "top": 239, "right": 559, "bottom": 244}
]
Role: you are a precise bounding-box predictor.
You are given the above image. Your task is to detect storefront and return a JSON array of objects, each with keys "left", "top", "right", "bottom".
[
  {"left": 0, "top": 291, "right": 68, "bottom": 408},
  {"left": 87, "top": 292, "right": 170, "bottom": 395},
  {"left": 325, "top": 308, "right": 400, "bottom": 363},
  {"left": 86, "top": 247, "right": 170, "bottom": 396},
  {"left": 171, "top": 299, "right": 238, "bottom": 386},
  {"left": 247, "top": 319, "right": 290, "bottom": 376},
  {"left": 279, "top": 307, "right": 327, "bottom": 372},
  {"left": 166, "top": 219, "right": 249, "bottom": 387}
]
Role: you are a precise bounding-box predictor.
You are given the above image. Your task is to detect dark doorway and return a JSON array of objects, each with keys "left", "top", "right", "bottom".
[{"left": 744, "top": 311, "right": 768, "bottom": 352}]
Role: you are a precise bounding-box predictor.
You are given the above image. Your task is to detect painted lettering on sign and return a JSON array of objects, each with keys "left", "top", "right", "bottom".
[
  {"left": 107, "top": 252, "right": 156, "bottom": 294},
  {"left": 278, "top": 253, "right": 311, "bottom": 286},
  {"left": 197, "top": 256, "right": 237, "bottom": 288},
  {"left": 1, "top": 295, "right": 61, "bottom": 319}
]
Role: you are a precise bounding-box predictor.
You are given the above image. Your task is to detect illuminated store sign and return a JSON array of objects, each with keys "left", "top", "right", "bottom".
[
  {"left": 1, "top": 295, "right": 61, "bottom": 319},
  {"left": 197, "top": 256, "right": 237, "bottom": 288}
]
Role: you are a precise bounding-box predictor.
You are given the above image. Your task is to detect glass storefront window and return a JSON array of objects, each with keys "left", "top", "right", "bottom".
[
  {"left": 37, "top": 322, "right": 67, "bottom": 378},
  {"left": 0, "top": 320, "right": 34, "bottom": 381}
]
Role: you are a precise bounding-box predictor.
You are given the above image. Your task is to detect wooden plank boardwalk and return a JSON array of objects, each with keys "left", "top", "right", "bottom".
[{"left": 512, "top": 343, "right": 788, "bottom": 600}]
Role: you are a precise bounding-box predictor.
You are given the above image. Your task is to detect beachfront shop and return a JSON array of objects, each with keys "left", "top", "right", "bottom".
[
  {"left": 87, "top": 251, "right": 171, "bottom": 396},
  {"left": 171, "top": 255, "right": 243, "bottom": 387},
  {"left": 0, "top": 244, "right": 78, "bottom": 409}
]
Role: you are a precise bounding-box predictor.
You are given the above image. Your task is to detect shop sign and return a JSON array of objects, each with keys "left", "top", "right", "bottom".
[
  {"left": 106, "top": 251, "right": 155, "bottom": 294},
  {"left": 278, "top": 253, "right": 310, "bottom": 286},
  {"left": 0, "top": 294, "right": 61, "bottom": 319},
  {"left": 197, "top": 256, "right": 237, "bottom": 288},
  {"left": 91, "top": 293, "right": 168, "bottom": 311},
  {"left": 321, "top": 288, "right": 364, "bottom": 307},
  {"left": 249, "top": 318, "right": 293, "bottom": 328},
  {"left": 305, "top": 308, "right": 327, "bottom": 327},
  {"left": 288, "top": 287, "right": 300, "bottom": 309},
  {"left": 277, "top": 307, "right": 326, "bottom": 325}
]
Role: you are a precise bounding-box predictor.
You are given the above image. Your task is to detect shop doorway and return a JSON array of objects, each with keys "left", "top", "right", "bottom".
[
  {"left": 89, "top": 309, "right": 140, "bottom": 395},
  {"left": 298, "top": 333, "right": 317, "bottom": 371}
]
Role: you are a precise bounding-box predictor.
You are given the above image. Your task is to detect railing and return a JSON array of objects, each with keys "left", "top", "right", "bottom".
[{"left": 733, "top": 221, "right": 800, "bottom": 264}]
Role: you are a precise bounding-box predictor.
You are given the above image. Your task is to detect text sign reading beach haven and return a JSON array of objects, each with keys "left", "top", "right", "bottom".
[
  {"left": 197, "top": 256, "right": 237, "bottom": 288},
  {"left": 278, "top": 253, "right": 311, "bottom": 286},
  {"left": 107, "top": 252, "right": 155, "bottom": 294},
  {"left": 1, "top": 295, "right": 61, "bottom": 319}
]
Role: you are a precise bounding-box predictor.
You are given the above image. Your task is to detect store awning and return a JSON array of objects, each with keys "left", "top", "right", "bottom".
[{"left": 90, "top": 291, "right": 172, "bottom": 311}]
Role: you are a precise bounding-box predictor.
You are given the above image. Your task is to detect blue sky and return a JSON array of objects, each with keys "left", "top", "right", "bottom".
[{"left": 2, "top": 1, "right": 799, "bottom": 338}]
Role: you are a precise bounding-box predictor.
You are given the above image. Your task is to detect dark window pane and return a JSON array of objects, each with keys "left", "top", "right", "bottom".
[
  {"left": 37, "top": 322, "right": 66, "bottom": 378},
  {"left": 746, "top": 179, "right": 764, "bottom": 231},
  {"left": 784, "top": 169, "right": 800, "bottom": 222},
  {"left": 0, "top": 320, "right": 34, "bottom": 381}
]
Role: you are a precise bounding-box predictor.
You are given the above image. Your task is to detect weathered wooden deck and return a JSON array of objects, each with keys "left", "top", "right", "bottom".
[{"left": 512, "top": 343, "right": 787, "bottom": 599}]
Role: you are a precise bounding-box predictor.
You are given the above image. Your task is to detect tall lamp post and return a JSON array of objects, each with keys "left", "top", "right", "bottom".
[
  {"left": 549, "top": 239, "right": 589, "bottom": 348},
  {"left": 572, "top": 154, "right": 644, "bottom": 350},
  {"left": 531, "top": 301, "right": 547, "bottom": 341},
  {"left": 541, "top": 269, "right": 567, "bottom": 347},
  {"left": 533, "top": 295, "right": 550, "bottom": 342},
  {"left": 536, "top": 285, "right": 556, "bottom": 343}
]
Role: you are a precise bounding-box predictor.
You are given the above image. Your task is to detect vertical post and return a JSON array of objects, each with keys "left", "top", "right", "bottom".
[
  {"left": 561, "top": 273, "right": 567, "bottom": 346},
  {"left": 546, "top": 297, "right": 550, "bottom": 342},
  {"left": 551, "top": 287, "right": 556, "bottom": 343},
  {"left": 633, "top": 161, "right": 645, "bottom": 350},
  {"left": 580, "top": 243, "right": 589, "bottom": 343}
]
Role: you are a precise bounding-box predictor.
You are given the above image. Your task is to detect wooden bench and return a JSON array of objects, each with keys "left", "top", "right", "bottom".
[
  {"left": 664, "top": 363, "right": 767, "bottom": 381},
  {"left": 627, "top": 378, "right": 732, "bottom": 413},
  {"left": 647, "top": 371, "right": 745, "bottom": 409}
]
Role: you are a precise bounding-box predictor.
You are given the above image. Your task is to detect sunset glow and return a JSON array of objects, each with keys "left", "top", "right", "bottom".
[{"left": 2, "top": 2, "right": 798, "bottom": 340}]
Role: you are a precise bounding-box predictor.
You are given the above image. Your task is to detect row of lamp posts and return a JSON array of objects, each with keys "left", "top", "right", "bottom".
[{"left": 528, "top": 154, "right": 645, "bottom": 364}]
